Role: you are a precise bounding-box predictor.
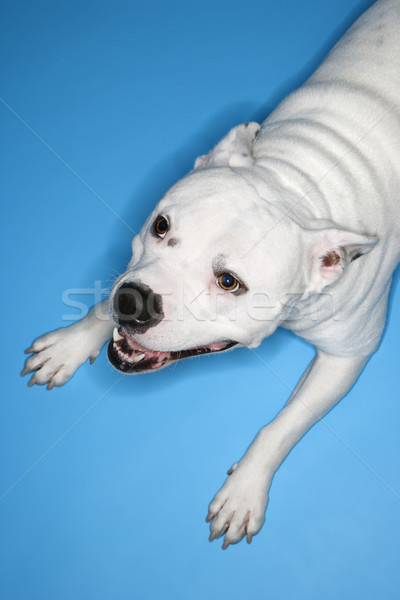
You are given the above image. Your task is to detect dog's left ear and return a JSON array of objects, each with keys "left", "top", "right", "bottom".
[
  {"left": 306, "top": 226, "right": 379, "bottom": 290},
  {"left": 194, "top": 122, "right": 261, "bottom": 169}
]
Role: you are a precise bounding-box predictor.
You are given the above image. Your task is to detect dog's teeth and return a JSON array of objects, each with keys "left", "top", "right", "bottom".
[
  {"left": 134, "top": 353, "right": 146, "bottom": 362},
  {"left": 113, "top": 327, "right": 123, "bottom": 342}
]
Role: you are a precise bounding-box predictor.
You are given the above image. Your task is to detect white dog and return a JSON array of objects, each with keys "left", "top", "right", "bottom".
[{"left": 22, "top": 0, "right": 400, "bottom": 548}]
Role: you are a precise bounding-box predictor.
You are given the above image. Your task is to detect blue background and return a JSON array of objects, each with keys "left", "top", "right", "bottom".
[{"left": 1, "top": 1, "right": 399, "bottom": 598}]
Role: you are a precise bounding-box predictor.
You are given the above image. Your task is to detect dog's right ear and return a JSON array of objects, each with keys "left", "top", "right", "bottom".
[{"left": 194, "top": 122, "right": 261, "bottom": 170}]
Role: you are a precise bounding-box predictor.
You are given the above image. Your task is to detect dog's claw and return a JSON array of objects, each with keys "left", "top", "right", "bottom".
[
  {"left": 246, "top": 533, "right": 253, "bottom": 544},
  {"left": 222, "top": 539, "right": 230, "bottom": 550},
  {"left": 28, "top": 375, "right": 37, "bottom": 387},
  {"left": 24, "top": 347, "right": 35, "bottom": 354},
  {"left": 227, "top": 462, "right": 238, "bottom": 476},
  {"left": 205, "top": 512, "right": 215, "bottom": 523},
  {"left": 209, "top": 531, "right": 217, "bottom": 542},
  {"left": 89, "top": 351, "right": 100, "bottom": 365},
  {"left": 221, "top": 522, "right": 230, "bottom": 535},
  {"left": 20, "top": 368, "right": 29, "bottom": 377},
  {"left": 47, "top": 365, "right": 64, "bottom": 389}
]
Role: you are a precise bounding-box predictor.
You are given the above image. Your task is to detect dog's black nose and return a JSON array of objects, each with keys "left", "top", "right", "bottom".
[{"left": 114, "top": 282, "right": 164, "bottom": 333}]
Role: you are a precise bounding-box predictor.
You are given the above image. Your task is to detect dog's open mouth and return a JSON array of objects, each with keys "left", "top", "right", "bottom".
[{"left": 107, "top": 327, "right": 237, "bottom": 373}]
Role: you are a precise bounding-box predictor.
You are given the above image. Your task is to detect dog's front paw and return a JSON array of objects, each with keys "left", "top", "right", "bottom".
[
  {"left": 206, "top": 461, "right": 270, "bottom": 549},
  {"left": 21, "top": 325, "right": 101, "bottom": 390}
]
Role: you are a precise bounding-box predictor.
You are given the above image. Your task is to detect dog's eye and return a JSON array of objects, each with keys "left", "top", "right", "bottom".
[
  {"left": 217, "top": 273, "right": 240, "bottom": 292},
  {"left": 154, "top": 215, "right": 169, "bottom": 238}
]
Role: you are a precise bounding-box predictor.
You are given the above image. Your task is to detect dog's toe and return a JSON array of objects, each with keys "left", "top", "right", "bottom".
[{"left": 22, "top": 351, "right": 51, "bottom": 377}]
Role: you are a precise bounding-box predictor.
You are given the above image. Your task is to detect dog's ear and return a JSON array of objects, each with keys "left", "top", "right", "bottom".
[
  {"left": 194, "top": 122, "right": 261, "bottom": 169},
  {"left": 306, "top": 226, "right": 378, "bottom": 290}
]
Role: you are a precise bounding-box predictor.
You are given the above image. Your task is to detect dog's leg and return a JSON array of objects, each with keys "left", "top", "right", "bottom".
[
  {"left": 207, "top": 351, "right": 369, "bottom": 548},
  {"left": 21, "top": 299, "right": 114, "bottom": 389}
]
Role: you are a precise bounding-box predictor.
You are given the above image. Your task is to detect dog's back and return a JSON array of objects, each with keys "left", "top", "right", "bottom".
[{"left": 255, "top": 0, "right": 400, "bottom": 249}]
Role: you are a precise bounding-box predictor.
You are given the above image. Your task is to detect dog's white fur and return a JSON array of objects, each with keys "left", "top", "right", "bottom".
[{"left": 23, "top": 0, "right": 400, "bottom": 548}]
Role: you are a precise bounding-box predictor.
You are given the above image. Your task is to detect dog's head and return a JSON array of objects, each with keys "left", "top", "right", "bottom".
[{"left": 108, "top": 123, "right": 378, "bottom": 373}]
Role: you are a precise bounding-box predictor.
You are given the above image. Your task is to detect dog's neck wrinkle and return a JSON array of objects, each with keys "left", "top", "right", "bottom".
[
  {"left": 253, "top": 112, "right": 392, "bottom": 234},
  {"left": 244, "top": 162, "right": 325, "bottom": 228}
]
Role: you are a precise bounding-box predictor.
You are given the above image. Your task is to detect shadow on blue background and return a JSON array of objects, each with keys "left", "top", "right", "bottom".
[{"left": 1, "top": 1, "right": 399, "bottom": 599}]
